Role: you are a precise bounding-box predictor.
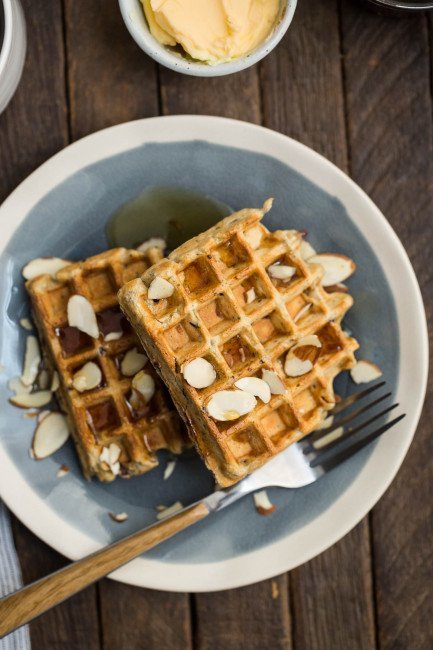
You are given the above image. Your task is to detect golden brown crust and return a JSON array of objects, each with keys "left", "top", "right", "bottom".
[
  {"left": 119, "top": 205, "right": 358, "bottom": 487},
  {"left": 26, "top": 247, "right": 189, "bottom": 482}
]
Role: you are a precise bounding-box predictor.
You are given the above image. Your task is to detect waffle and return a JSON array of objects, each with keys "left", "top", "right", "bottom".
[
  {"left": 118, "top": 202, "right": 359, "bottom": 487},
  {"left": 26, "top": 248, "right": 189, "bottom": 482}
]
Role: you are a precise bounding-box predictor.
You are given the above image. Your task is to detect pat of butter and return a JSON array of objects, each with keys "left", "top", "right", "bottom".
[{"left": 141, "top": 0, "right": 281, "bottom": 64}]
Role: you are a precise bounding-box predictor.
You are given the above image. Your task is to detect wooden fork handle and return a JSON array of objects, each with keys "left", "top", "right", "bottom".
[{"left": 0, "top": 501, "right": 209, "bottom": 638}]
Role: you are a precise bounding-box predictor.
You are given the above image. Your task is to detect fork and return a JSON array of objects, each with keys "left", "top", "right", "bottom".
[{"left": 0, "top": 381, "right": 405, "bottom": 638}]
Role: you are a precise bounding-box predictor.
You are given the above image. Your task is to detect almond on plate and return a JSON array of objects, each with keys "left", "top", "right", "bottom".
[
  {"left": 22, "top": 257, "right": 71, "bottom": 280},
  {"left": 10, "top": 391, "right": 52, "bottom": 409},
  {"left": 350, "top": 360, "right": 382, "bottom": 384},
  {"left": 21, "top": 335, "right": 41, "bottom": 386},
  {"left": 309, "top": 254, "right": 355, "bottom": 287},
  {"left": 253, "top": 490, "right": 276, "bottom": 516},
  {"left": 32, "top": 412, "right": 70, "bottom": 459}
]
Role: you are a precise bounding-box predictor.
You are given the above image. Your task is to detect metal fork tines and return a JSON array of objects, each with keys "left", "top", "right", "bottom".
[{"left": 301, "top": 381, "right": 405, "bottom": 474}]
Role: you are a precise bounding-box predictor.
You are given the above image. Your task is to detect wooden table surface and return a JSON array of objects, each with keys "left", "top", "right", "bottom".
[{"left": 1, "top": 1, "right": 432, "bottom": 648}]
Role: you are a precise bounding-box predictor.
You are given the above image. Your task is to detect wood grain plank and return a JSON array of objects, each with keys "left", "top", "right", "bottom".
[
  {"left": 99, "top": 580, "right": 192, "bottom": 650},
  {"left": 260, "top": 0, "right": 348, "bottom": 169},
  {"left": 159, "top": 66, "right": 261, "bottom": 123},
  {"left": 0, "top": 0, "right": 68, "bottom": 203},
  {"left": 64, "top": 0, "right": 159, "bottom": 140},
  {"left": 12, "top": 517, "right": 100, "bottom": 649},
  {"left": 341, "top": 4, "right": 433, "bottom": 649},
  {"left": 261, "top": 2, "right": 376, "bottom": 648},
  {"left": 194, "top": 576, "right": 291, "bottom": 650},
  {"left": 0, "top": 0, "right": 101, "bottom": 646}
]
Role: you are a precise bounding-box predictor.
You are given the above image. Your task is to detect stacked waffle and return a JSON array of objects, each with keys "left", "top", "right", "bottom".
[
  {"left": 119, "top": 201, "right": 359, "bottom": 487},
  {"left": 26, "top": 248, "right": 188, "bottom": 481}
]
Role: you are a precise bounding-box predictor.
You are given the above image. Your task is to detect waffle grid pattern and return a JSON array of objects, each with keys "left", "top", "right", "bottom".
[
  {"left": 119, "top": 205, "right": 359, "bottom": 486},
  {"left": 26, "top": 248, "right": 187, "bottom": 482}
]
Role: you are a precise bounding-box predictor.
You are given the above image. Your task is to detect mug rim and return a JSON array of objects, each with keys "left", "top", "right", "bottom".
[{"left": 366, "top": 0, "right": 433, "bottom": 9}]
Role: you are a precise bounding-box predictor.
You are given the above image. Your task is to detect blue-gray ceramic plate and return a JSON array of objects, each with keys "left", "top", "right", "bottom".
[{"left": 0, "top": 117, "right": 427, "bottom": 591}]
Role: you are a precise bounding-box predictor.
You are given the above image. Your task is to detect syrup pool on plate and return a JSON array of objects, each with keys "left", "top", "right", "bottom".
[{"left": 106, "top": 186, "right": 232, "bottom": 251}]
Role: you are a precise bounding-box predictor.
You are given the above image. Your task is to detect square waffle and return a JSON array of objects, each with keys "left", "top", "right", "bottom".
[
  {"left": 26, "top": 248, "right": 189, "bottom": 482},
  {"left": 118, "top": 202, "right": 359, "bottom": 487}
]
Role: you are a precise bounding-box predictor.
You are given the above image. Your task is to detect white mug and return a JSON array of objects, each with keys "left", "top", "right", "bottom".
[{"left": 0, "top": 0, "right": 26, "bottom": 114}]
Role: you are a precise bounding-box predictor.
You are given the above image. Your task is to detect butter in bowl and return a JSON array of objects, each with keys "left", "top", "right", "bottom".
[{"left": 119, "top": 0, "right": 298, "bottom": 77}]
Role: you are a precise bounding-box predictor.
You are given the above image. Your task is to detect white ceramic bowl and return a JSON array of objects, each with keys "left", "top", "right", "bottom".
[
  {"left": 118, "top": 0, "right": 297, "bottom": 77},
  {"left": 0, "top": 0, "right": 26, "bottom": 114}
]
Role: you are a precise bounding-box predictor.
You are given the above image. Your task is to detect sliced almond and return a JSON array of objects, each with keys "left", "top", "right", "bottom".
[
  {"left": 244, "top": 226, "right": 263, "bottom": 250},
  {"left": 296, "top": 334, "right": 321, "bottom": 348},
  {"left": 182, "top": 358, "right": 216, "bottom": 389},
  {"left": 284, "top": 335, "right": 321, "bottom": 377},
  {"left": 350, "top": 360, "right": 382, "bottom": 384},
  {"left": 21, "top": 335, "right": 41, "bottom": 386},
  {"left": 293, "top": 302, "right": 312, "bottom": 323},
  {"left": 72, "top": 361, "right": 102, "bottom": 392},
  {"left": 38, "top": 369, "right": 50, "bottom": 390},
  {"left": 148, "top": 276, "right": 174, "bottom": 300},
  {"left": 137, "top": 237, "right": 166, "bottom": 253},
  {"left": 22, "top": 257, "right": 71, "bottom": 280},
  {"left": 67, "top": 295, "right": 99, "bottom": 338},
  {"left": 262, "top": 369, "right": 286, "bottom": 395},
  {"left": 156, "top": 501, "right": 184, "bottom": 520},
  {"left": 32, "top": 412, "right": 70, "bottom": 459},
  {"left": 309, "top": 254, "right": 355, "bottom": 287},
  {"left": 267, "top": 264, "right": 296, "bottom": 281},
  {"left": 56, "top": 464, "right": 70, "bottom": 478},
  {"left": 38, "top": 409, "right": 51, "bottom": 423},
  {"left": 163, "top": 459, "right": 177, "bottom": 480},
  {"left": 8, "top": 376, "right": 32, "bottom": 395},
  {"left": 245, "top": 288, "right": 256, "bottom": 304},
  {"left": 109, "top": 512, "right": 128, "bottom": 523},
  {"left": 10, "top": 391, "right": 52, "bottom": 409},
  {"left": 19, "top": 318, "right": 33, "bottom": 331},
  {"left": 132, "top": 371, "right": 155, "bottom": 403},
  {"left": 284, "top": 357, "right": 313, "bottom": 378},
  {"left": 99, "top": 443, "right": 121, "bottom": 476},
  {"left": 108, "top": 443, "right": 121, "bottom": 465},
  {"left": 100, "top": 443, "right": 121, "bottom": 465},
  {"left": 324, "top": 283, "right": 349, "bottom": 294},
  {"left": 300, "top": 240, "right": 317, "bottom": 260},
  {"left": 104, "top": 331, "right": 123, "bottom": 342},
  {"left": 206, "top": 390, "right": 256, "bottom": 422},
  {"left": 121, "top": 347, "right": 148, "bottom": 377},
  {"left": 253, "top": 490, "right": 276, "bottom": 516},
  {"left": 234, "top": 377, "right": 271, "bottom": 404},
  {"left": 51, "top": 371, "right": 60, "bottom": 392}
]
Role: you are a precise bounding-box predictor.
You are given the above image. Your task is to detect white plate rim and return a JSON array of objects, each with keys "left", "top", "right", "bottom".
[{"left": 0, "top": 115, "right": 428, "bottom": 592}]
